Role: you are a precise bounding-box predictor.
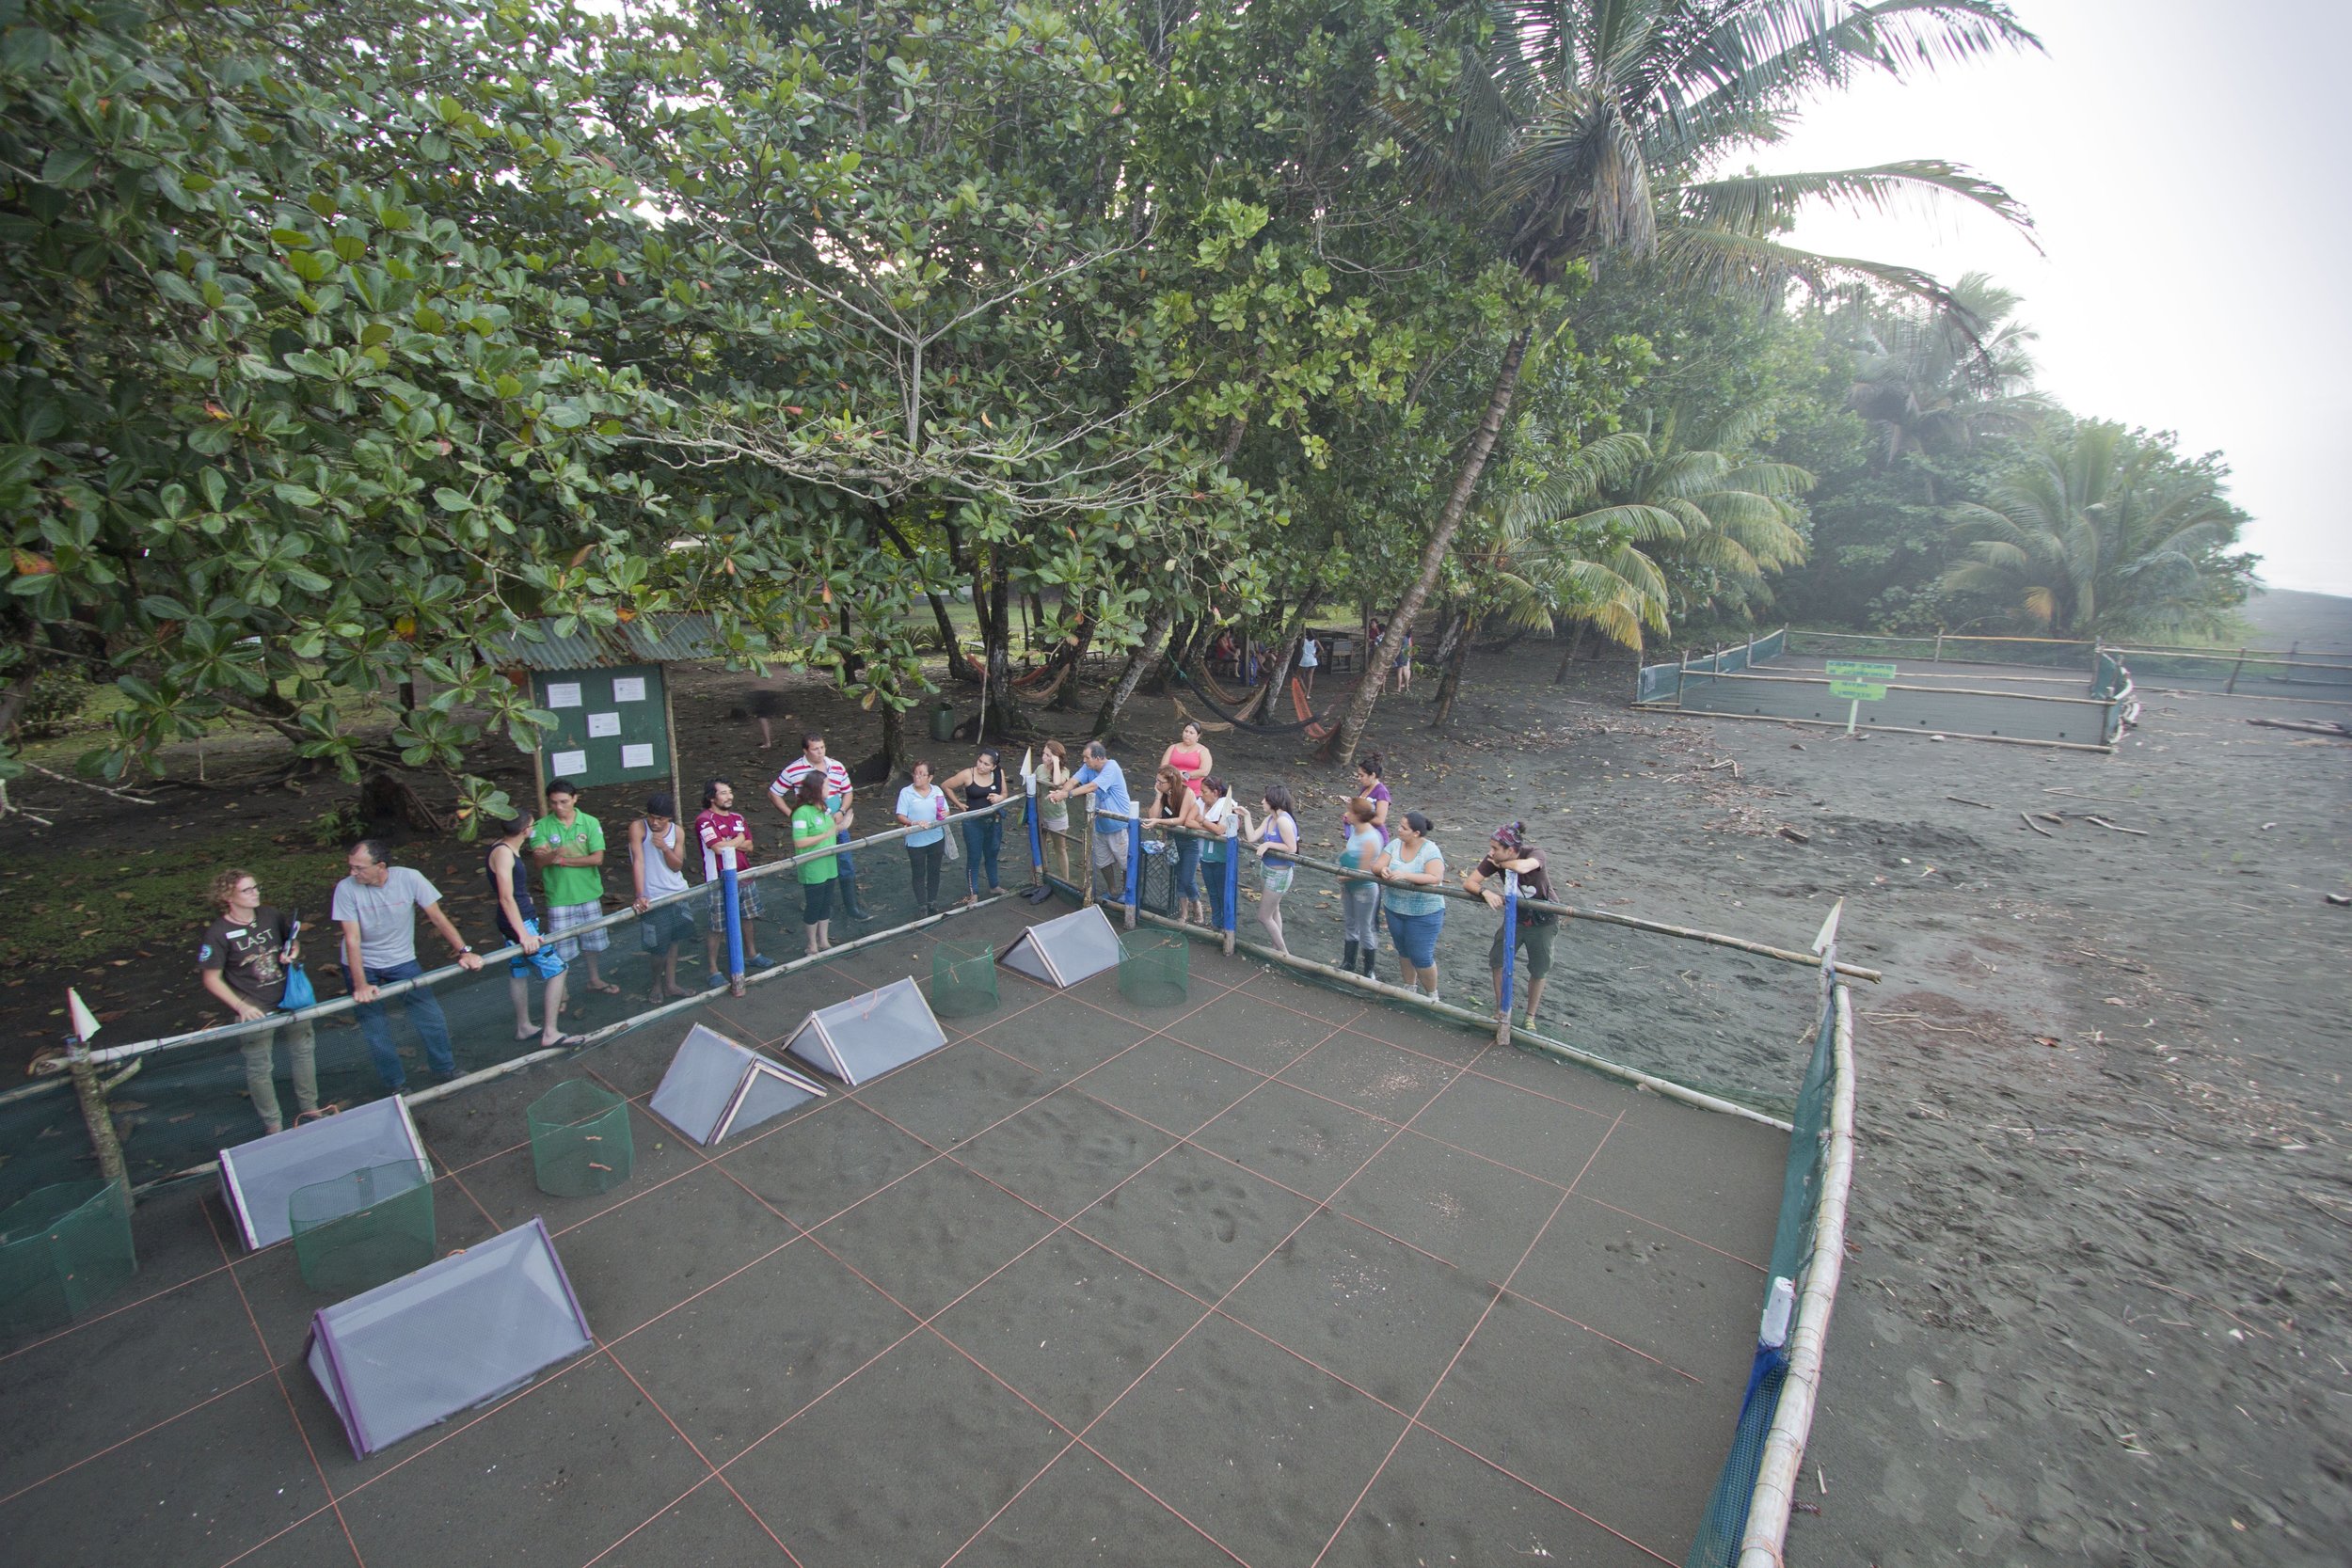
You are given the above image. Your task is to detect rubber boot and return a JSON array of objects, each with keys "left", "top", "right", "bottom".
[
  {"left": 1342, "top": 941, "right": 1360, "bottom": 974},
  {"left": 1359, "top": 947, "right": 1378, "bottom": 979}
]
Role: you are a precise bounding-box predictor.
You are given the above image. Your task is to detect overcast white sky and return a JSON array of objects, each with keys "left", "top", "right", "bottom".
[{"left": 1771, "top": 0, "right": 2352, "bottom": 594}]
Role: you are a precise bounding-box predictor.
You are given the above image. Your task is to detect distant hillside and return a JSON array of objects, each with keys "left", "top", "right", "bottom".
[{"left": 2242, "top": 588, "right": 2352, "bottom": 652}]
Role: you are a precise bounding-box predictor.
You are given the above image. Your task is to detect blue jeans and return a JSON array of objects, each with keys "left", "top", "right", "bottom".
[
  {"left": 833, "top": 831, "right": 864, "bottom": 911},
  {"left": 1202, "top": 855, "right": 1232, "bottom": 929},
  {"left": 963, "top": 815, "right": 1004, "bottom": 895},
  {"left": 1174, "top": 835, "right": 1203, "bottom": 900},
  {"left": 348, "top": 959, "right": 456, "bottom": 1090}
]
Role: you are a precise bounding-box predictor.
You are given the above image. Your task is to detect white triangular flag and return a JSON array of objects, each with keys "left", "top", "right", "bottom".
[
  {"left": 1019, "top": 746, "right": 1036, "bottom": 793},
  {"left": 67, "top": 987, "right": 102, "bottom": 1042}
]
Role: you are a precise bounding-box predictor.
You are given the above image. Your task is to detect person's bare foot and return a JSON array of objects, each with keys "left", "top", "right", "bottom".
[{"left": 515, "top": 1022, "right": 541, "bottom": 1039}]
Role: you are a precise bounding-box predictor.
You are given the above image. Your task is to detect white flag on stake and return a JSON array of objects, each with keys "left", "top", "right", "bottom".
[
  {"left": 68, "top": 987, "right": 102, "bottom": 1043},
  {"left": 1019, "top": 746, "right": 1036, "bottom": 795}
]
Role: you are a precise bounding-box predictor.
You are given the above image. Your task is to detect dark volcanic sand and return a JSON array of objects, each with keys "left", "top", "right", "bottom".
[{"left": 5, "top": 594, "right": 2349, "bottom": 1564}]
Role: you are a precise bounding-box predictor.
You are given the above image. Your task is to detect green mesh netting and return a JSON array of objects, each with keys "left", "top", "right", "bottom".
[
  {"left": 290, "top": 1159, "right": 437, "bottom": 1295},
  {"left": 1684, "top": 980, "right": 1838, "bottom": 1568},
  {"left": 0, "top": 1179, "right": 135, "bottom": 1336},
  {"left": 1117, "top": 930, "right": 1189, "bottom": 1006},
  {"left": 528, "top": 1080, "right": 635, "bottom": 1197},
  {"left": 930, "top": 941, "right": 1000, "bottom": 1020}
]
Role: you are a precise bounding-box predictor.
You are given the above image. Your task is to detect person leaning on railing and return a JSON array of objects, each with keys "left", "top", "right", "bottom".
[
  {"left": 333, "top": 838, "right": 484, "bottom": 1093},
  {"left": 1052, "top": 739, "right": 1135, "bottom": 903},
  {"left": 1372, "top": 811, "right": 1446, "bottom": 1001},
  {"left": 196, "top": 868, "right": 322, "bottom": 1135},
  {"left": 1462, "top": 821, "right": 1558, "bottom": 1028},
  {"left": 1336, "top": 798, "right": 1383, "bottom": 978}
]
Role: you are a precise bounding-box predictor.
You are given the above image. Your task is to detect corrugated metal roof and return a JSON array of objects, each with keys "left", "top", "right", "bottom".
[{"left": 491, "top": 613, "right": 736, "bottom": 670}]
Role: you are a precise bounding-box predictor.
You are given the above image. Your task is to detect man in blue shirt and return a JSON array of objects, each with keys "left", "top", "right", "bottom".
[{"left": 1053, "top": 740, "right": 1135, "bottom": 903}]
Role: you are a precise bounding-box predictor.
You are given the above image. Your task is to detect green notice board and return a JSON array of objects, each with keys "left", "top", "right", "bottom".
[
  {"left": 1824, "top": 659, "right": 1898, "bottom": 680},
  {"left": 532, "top": 664, "right": 670, "bottom": 789},
  {"left": 1829, "top": 679, "right": 1888, "bottom": 701}
]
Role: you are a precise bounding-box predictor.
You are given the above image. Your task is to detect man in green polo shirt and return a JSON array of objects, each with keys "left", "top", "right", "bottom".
[{"left": 530, "top": 779, "right": 619, "bottom": 996}]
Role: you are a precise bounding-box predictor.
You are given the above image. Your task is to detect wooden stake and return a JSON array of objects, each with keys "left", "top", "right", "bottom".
[{"left": 661, "top": 663, "right": 683, "bottom": 817}]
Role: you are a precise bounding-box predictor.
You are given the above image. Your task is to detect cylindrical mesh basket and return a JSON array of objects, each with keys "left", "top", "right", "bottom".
[
  {"left": 0, "top": 1179, "right": 135, "bottom": 1336},
  {"left": 1118, "top": 930, "right": 1190, "bottom": 1006},
  {"left": 528, "top": 1080, "right": 635, "bottom": 1197},
  {"left": 290, "top": 1159, "right": 436, "bottom": 1295},
  {"left": 932, "top": 941, "right": 1000, "bottom": 1020}
]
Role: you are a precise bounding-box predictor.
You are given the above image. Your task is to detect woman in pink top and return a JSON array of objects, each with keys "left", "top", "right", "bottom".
[{"left": 1160, "top": 721, "right": 1214, "bottom": 796}]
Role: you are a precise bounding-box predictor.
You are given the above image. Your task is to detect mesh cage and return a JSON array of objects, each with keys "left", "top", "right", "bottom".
[
  {"left": 290, "top": 1159, "right": 437, "bottom": 1295},
  {"left": 931, "top": 941, "right": 1000, "bottom": 1020},
  {"left": 1117, "top": 929, "right": 1190, "bottom": 1006},
  {"left": 528, "top": 1081, "right": 634, "bottom": 1198},
  {"left": 0, "top": 1179, "right": 135, "bottom": 1336}
]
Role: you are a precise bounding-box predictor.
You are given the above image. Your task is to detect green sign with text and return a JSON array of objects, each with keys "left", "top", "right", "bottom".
[
  {"left": 1824, "top": 659, "right": 1898, "bottom": 680},
  {"left": 1828, "top": 679, "right": 1888, "bottom": 701}
]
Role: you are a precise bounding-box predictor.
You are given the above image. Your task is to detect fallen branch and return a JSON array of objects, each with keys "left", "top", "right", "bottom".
[
  {"left": 1945, "top": 795, "right": 1994, "bottom": 809},
  {"left": 2248, "top": 718, "right": 2351, "bottom": 739},
  {"left": 2084, "top": 815, "right": 2149, "bottom": 837},
  {"left": 2020, "top": 811, "right": 2053, "bottom": 837},
  {"left": 23, "top": 760, "right": 160, "bottom": 806}
]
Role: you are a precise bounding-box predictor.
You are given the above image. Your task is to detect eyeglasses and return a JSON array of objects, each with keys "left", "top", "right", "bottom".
[{"left": 235, "top": 881, "right": 260, "bottom": 895}]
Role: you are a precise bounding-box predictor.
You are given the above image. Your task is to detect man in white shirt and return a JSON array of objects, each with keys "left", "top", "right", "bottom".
[
  {"left": 771, "top": 733, "right": 869, "bottom": 919},
  {"left": 332, "top": 839, "right": 484, "bottom": 1091}
]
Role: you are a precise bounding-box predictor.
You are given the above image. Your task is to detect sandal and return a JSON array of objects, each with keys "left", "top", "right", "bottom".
[
  {"left": 545, "top": 1034, "right": 593, "bottom": 1050},
  {"left": 586, "top": 979, "right": 623, "bottom": 995},
  {"left": 297, "top": 1105, "right": 339, "bottom": 1124}
]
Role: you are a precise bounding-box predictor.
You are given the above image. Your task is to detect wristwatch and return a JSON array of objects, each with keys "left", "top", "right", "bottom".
[{"left": 458, "top": 943, "right": 474, "bottom": 955}]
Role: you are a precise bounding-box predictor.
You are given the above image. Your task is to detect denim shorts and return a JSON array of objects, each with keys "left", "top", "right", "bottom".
[
  {"left": 504, "top": 918, "right": 566, "bottom": 980},
  {"left": 1383, "top": 907, "right": 1445, "bottom": 969}
]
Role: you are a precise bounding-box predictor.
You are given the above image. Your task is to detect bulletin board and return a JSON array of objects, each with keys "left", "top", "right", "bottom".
[{"left": 531, "top": 664, "right": 671, "bottom": 790}]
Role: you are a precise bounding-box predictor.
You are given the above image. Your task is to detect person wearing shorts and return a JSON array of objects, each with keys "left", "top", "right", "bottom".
[
  {"left": 196, "top": 867, "right": 321, "bottom": 1135},
  {"left": 1056, "top": 739, "right": 1135, "bottom": 905},
  {"left": 789, "top": 772, "right": 843, "bottom": 955},
  {"left": 530, "top": 779, "right": 617, "bottom": 997},
  {"left": 486, "top": 811, "right": 583, "bottom": 1050},
  {"left": 630, "top": 791, "right": 698, "bottom": 1002},
  {"left": 1463, "top": 821, "right": 1558, "bottom": 1026},
  {"left": 1236, "top": 784, "right": 1298, "bottom": 956},
  {"left": 694, "top": 778, "right": 774, "bottom": 984},
  {"left": 1375, "top": 811, "right": 1447, "bottom": 999}
]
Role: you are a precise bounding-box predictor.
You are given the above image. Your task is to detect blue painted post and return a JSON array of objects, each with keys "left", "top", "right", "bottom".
[
  {"left": 1497, "top": 870, "right": 1518, "bottom": 1043},
  {"left": 1122, "top": 814, "right": 1141, "bottom": 929},
  {"left": 1026, "top": 788, "right": 1044, "bottom": 888},
  {"left": 720, "top": 865, "right": 746, "bottom": 996},
  {"left": 1221, "top": 839, "right": 1239, "bottom": 957}
]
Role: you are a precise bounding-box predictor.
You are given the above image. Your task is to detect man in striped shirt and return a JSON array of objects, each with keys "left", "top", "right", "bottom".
[{"left": 771, "top": 732, "right": 869, "bottom": 920}]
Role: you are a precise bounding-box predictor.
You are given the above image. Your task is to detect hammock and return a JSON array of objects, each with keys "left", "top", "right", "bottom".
[{"left": 1170, "top": 663, "right": 1337, "bottom": 738}]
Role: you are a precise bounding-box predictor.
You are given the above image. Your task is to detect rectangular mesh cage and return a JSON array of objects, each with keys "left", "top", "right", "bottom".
[
  {"left": 290, "top": 1158, "right": 437, "bottom": 1296},
  {"left": 220, "top": 1096, "right": 432, "bottom": 1251},
  {"left": 527, "top": 1080, "right": 635, "bottom": 1197},
  {"left": 0, "top": 1179, "right": 135, "bottom": 1337},
  {"left": 930, "top": 941, "right": 1000, "bottom": 1020}
]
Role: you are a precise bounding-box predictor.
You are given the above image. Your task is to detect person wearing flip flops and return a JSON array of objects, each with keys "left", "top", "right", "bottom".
[
  {"left": 487, "top": 812, "right": 589, "bottom": 1051},
  {"left": 198, "top": 867, "right": 324, "bottom": 1135},
  {"left": 530, "top": 779, "right": 621, "bottom": 1002}
]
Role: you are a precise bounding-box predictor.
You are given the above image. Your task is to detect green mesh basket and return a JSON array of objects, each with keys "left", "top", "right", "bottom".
[
  {"left": 289, "top": 1160, "right": 436, "bottom": 1295},
  {"left": 1117, "top": 930, "right": 1189, "bottom": 1007},
  {"left": 0, "top": 1179, "right": 135, "bottom": 1336},
  {"left": 528, "top": 1080, "right": 635, "bottom": 1197},
  {"left": 931, "top": 941, "right": 1000, "bottom": 1020}
]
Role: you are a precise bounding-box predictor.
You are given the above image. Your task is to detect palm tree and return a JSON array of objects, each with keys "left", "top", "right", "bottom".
[
  {"left": 1941, "top": 420, "right": 2247, "bottom": 638},
  {"left": 1321, "top": 0, "right": 2042, "bottom": 764},
  {"left": 1844, "top": 270, "right": 2048, "bottom": 471}
]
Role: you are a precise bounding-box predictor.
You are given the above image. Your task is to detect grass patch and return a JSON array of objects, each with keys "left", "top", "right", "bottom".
[{"left": 0, "top": 822, "right": 346, "bottom": 972}]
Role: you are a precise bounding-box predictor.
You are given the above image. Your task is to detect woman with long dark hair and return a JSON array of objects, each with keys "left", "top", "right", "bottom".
[
  {"left": 1374, "top": 811, "right": 1446, "bottom": 999},
  {"left": 1235, "top": 784, "right": 1299, "bottom": 955}
]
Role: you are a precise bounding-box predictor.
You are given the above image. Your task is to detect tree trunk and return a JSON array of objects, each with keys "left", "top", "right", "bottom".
[
  {"left": 1430, "top": 613, "right": 1476, "bottom": 729},
  {"left": 1092, "top": 605, "right": 1177, "bottom": 737},
  {"left": 978, "top": 562, "right": 1024, "bottom": 736},
  {"left": 359, "top": 768, "right": 452, "bottom": 832},
  {"left": 1049, "top": 602, "right": 1099, "bottom": 711},
  {"left": 1553, "top": 620, "right": 1589, "bottom": 683},
  {"left": 878, "top": 691, "right": 909, "bottom": 777},
  {"left": 1323, "top": 324, "right": 1531, "bottom": 767},
  {"left": 874, "top": 515, "right": 974, "bottom": 681}
]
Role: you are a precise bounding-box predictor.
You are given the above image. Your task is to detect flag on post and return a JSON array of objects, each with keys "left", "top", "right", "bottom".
[
  {"left": 67, "top": 987, "right": 101, "bottom": 1044},
  {"left": 1019, "top": 746, "right": 1036, "bottom": 795}
]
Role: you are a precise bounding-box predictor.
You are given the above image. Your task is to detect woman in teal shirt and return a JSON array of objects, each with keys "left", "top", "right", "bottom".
[
  {"left": 1337, "top": 796, "right": 1384, "bottom": 977},
  {"left": 1374, "top": 810, "right": 1446, "bottom": 999}
]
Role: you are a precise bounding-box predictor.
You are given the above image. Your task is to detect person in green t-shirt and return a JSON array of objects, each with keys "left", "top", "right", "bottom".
[
  {"left": 530, "top": 780, "right": 618, "bottom": 995},
  {"left": 789, "top": 771, "right": 844, "bottom": 955}
]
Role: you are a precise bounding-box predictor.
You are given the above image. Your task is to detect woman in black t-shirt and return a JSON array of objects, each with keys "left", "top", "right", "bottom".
[
  {"left": 197, "top": 868, "right": 322, "bottom": 1135},
  {"left": 1462, "top": 822, "right": 1560, "bottom": 1027}
]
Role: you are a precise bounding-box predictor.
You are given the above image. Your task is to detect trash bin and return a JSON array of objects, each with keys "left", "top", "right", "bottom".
[
  {"left": 528, "top": 1080, "right": 635, "bottom": 1197},
  {"left": 1117, "top": 930, "right": 1190, "bottom": 1007},
  {"left": 290, "top": 1160, "right": 437, "bottom": 1295},
  {"left": 930, "top": 700, "right": 959, "bottom": 742}
]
